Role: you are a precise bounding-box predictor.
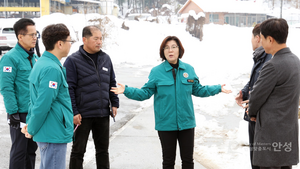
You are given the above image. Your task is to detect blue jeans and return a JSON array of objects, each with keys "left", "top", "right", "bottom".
[{"left": 37, "top": 142, "right": 67, "bottom": 169}]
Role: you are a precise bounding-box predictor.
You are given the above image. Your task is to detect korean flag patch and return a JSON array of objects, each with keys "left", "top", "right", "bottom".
[
  {"left": 49, "top": 81, "right": 58, "bottom": 89},
  {"left": 3, "top": 66, "right": 12, "bottom": 72}
]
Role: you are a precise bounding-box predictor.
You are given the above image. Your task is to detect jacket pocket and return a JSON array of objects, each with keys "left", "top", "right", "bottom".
[
  {"left": 157, "top": 81, "right": 174, "bottom": 119},
  {"left": 19, "top": 66, "right": 31, "bottom": 71},
  {"left": 63, "top": 81, "right": 69, "bottom": 88},
  {"left": 60, "top": 107, "right": 67, "bottom": 128},
  {"left": 80, "top": 92, "right": 84, "bottom": 106},
  {"left": 157, "top": 81, "right": 174, "bottom": 96},
  {"left": 157, "top": 81, "right": 174, "bottom": 86},
  {"left": 256, "top": 111, "right": 262, "bottom": 130},
  {"left": 19, "top": 66, "right": 31, "bottom": 74},
  {"left": 18, "top": 66, "right": 31, "bottom": 81},
  {"left": 62, "top": 82, "right": 70, "bottom": 128},
  {"left": 181, "top": 79, "right": 193, "bottom": 94}
]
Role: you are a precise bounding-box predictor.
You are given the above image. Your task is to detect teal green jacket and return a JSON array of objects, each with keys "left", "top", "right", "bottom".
[
  {"left": 0, "top": 43, "right": 38, "bottom": 114},
  {"left": 124, "top": 60, "right": 221, "bottom": 131},
  {"left": 26, "top": 51, "right": 73, "bottom": 143}
]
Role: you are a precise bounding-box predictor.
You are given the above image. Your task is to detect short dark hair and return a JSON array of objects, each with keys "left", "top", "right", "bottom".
[
  {"left": 42, "top": 24, "right": 70, "bottom": 51},
  {"left": 159, "top": 36, "right": 184, "bottom": 61},
  {"left": 82, "top": 25, "right": 101, "bottom": 38},
  {"left": 252, "top": 23, "right": 261, "bottom": 37},
  {"left": 260, "top": 18, "right": 288, "bottom": 44},
  {"left": 13, "top": 18, "right": 35, "bottom": 39}
]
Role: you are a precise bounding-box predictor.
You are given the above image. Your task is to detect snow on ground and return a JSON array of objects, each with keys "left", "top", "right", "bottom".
[{"left": 1, "top": 13, "right": 300, "bottom": 168}]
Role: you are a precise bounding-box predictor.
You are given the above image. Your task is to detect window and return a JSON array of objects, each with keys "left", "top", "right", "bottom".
[
  {"left": 209, "top": 14, "right": 219, "bottom": 23},
  {"left": 247, "top": 16, "right": 252, "bottom": 26},
  {"left": 224, "top": 14, "right": 235, "bottom": 26},
  {"left": 2, "top": 28, "right": 14, "bottom": 34},
  {"left": 225, "top": 16, "right": 229, "bottom": 24}
]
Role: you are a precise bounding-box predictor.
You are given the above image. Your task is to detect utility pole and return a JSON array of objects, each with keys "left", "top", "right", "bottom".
[
  {"left": 280, "top": 0, "right": 283, "bottom": 18},
  {"left": 4, "top": 0, "right": 6, "bottom": 18},
  {"left": 22, "top": 0, "right": 24, "bottom": 18}
]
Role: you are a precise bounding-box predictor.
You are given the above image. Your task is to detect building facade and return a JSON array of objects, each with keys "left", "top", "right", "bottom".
[
  {"left": 0, "top": 0, "right": 116, "bottom": 18},
  {"left": 178, "top": 0, "right": 269, "bottom": 27}
]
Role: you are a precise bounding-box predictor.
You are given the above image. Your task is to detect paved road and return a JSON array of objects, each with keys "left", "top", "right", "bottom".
[{"left": 86, "top": 104, "right": 206, "bottom": 169}]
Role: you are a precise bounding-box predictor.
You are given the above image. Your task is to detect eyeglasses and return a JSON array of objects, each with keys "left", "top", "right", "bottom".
[
  {"left": 63, "top": 40, "right": 76, "bottom": 45},
  {"left": 164, "top": 45, "right": 178, "bottom": 51},
  {"left": 23, "top": 33, "right": 40, "bottom": 39}
]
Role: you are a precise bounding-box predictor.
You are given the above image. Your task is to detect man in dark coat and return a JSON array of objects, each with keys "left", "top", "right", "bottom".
[
  {"left": 248, "top": 18, "right": 300, "bottom": 169},
  {"left": 235, "top": 23, "right": 272, "bottom": 169},
  {"left": 64, "top": 25, "right": 119, "bottom": 169}
]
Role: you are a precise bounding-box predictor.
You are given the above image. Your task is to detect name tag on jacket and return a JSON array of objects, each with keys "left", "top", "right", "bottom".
[{"left": 102, "top": 67, "right": 108, "bottom": 71}]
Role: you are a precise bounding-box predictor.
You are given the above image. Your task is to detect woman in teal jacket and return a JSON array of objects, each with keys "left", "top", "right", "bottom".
[{"left": 111, "top": 36, "right": 231, "bottom": 169}]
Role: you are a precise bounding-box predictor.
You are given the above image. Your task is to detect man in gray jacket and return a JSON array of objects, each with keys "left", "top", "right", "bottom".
[
  {"left": 236, "top": 23, "right": 272, "bottom": 169},
  {"left": 248, "top": 18, "right": 300, "bottom": 169}
]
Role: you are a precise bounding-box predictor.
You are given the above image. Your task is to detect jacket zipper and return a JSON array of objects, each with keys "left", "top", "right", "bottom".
[
  {"left": 172, "top": 68, "right": 179, "bottom": 130},
  {"left": 27, "top": 56, "right": 33, "bottom": 68},
  {"left": 83, "top": 53, "right": 101, "bottom": 86},
  {"left": 249, "top": 59, "right": 263, "bottom": 91}
]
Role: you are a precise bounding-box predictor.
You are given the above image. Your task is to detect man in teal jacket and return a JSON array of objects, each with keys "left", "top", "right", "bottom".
[
  {"left": 22, "top": 24, "right": 74, "bottom": 169},
  {"left": 0, "top": 18, "right": 38, "bottom": 169}
]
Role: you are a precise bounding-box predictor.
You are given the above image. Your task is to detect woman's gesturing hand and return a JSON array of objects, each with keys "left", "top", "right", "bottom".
[
  {"left": 110, "top": 83, "right": 125, "bottom": 94},
  {"left": 221, "top": 84, "right": 232, "bottom": 94}
]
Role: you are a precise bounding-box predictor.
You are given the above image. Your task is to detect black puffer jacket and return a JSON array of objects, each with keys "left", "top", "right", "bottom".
[
  {"left": 242, "top": 46, "right": 272, "bottom": 121},
  {"left": 64, "top": 45, "right": 119, "bottom": 118}
]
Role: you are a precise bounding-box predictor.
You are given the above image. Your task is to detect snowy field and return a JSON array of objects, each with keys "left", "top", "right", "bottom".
[{"left": 1, "top": 13, "right": 300, "bottom": 168}]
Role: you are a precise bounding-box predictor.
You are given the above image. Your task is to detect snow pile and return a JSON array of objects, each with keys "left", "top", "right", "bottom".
[
  {"left": 188, "top": 10, "right": 205, "bottom": 20},
  {"left": 162, "top": 4, "right": 172, "bottom": 10}
]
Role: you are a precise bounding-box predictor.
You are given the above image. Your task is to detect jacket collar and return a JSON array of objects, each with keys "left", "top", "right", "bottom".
[
  {"left": 79, "top": 45, "right": 102, "bottom": 58},
  {"left": 15, "top": 43, "right": 33, "bottom": 59},
  {"left": 164, "top": 59, "right": 186, "bottom": 72},
  {"left": 42, "top": 51, "right": 63, "bottom": 68},
  {"left": 253, "top": 46, "right": 265, "bottom": 62},
  {"left": 17, "top": 42, "right": 34, "bottom": 57},
  {"left": 273, "top": 47, "right": 291, "bottom": 58}
]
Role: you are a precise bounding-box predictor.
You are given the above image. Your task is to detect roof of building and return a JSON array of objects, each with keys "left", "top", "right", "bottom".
[{"left": 179, "top": 0, "right": 269, "bottom": 14}]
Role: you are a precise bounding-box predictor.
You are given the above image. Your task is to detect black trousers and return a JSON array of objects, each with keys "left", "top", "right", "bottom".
[
  {"left": 8, "top": 113, "right": 37, "bottom": 169},
  {"left": 158, "top": 128, "right": 194, "bottom": 169},
  {"left": 70, "top": 116, "right": 110, "bottom": 169},
  {"left": 249, "top": 121, "right": 260, "bottom": 169},
  {"left": 260, "top": 166, "right": 292, "bottom": 169}
]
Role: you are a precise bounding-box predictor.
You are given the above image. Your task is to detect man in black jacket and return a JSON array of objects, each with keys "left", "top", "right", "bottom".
[
  {"left": 235, "top": 24, "right": 272, "bottom": 169},
  {"left": 64, "top": 25, "right": 119, "bottom": 169}
]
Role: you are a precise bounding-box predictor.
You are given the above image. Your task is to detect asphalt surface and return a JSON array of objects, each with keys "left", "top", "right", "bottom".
[{"left": 86, "top": 105, "right": 206, "bottom": 169}]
